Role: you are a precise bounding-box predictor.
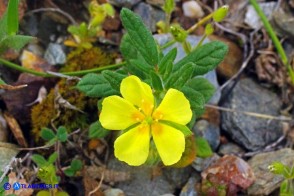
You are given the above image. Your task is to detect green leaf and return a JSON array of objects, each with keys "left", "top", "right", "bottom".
[
  {"left": 0, "top": 11, "right": 8, "bottom": 40},
  {"left": 64, "top": 169, "right": 75, "bottom": 177},
  {"left": 0, "top": 77, "right": 6, "bottom": 85},
  {"left": 185, "top": 78, "right": 215, "bottom": 102},
  {"left": 158, "top": 47, "right": 177, "bottom": 79},
  {"left": 120, "top": 34, "right": 138, "bottom": 61},
  {"left": 89, "top": 121, "right": 110, "bottom": 139},
  {"left": 165, "top": 62, "right": 194, "bottom": 89},
  {"left": 195, "top": 136, "right": 213, "bottom": 158},
  {"left": 70, "top": 159, "right": 83, "bottom": 171},
  {"left": 40, "top": 128, "right": 56, "bottom": 141},
  {"left": 181, "top": 86, "right": 205, "bottom": 117},
  {"left": 163, "top": 0, "right": 175, "bottom": 14},
  {"left": 150, "top": 71, "right": 163, "bottom": 91},
  {"left": 102, "top": 70, "right": 126, "bottom": 92},
  {"left": 48, "top": 152, "right": 58, "bottom": 164},
  {"left": 120, "top": 8, "right": 158, "bottom": 66},
  {"left": 7, "top": 0, "right": 19, "bottom": 35},
  {"left": 0, "top": 35, "right": 33, "bottom": 54},
  {"left": 76, "top": 73, "right": 118, "bottom": 97},
  {"left": 32, "top": 154, "right": 48, "bottom": 167},
  {"left": 56, "top": 126, "right": 68, "bottom": 142},
  {"left": 174, "top": 41, "right": 228, "bottom": 76},
  {"left": 159, "top": 120, "right": 193, "bottom": 136}
]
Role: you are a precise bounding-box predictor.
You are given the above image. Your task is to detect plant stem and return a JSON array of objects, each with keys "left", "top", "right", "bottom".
[
  {"left": 0, "top": 57, "right": 126, "bottom": 77},
  {"left": 187, "top": 13, "right": 213, "bottom": 34},
  {"left": 249, "top": 0, "right": 294, "bottom": 84},
  {"left": 161, "top": 13, "right": 214, "bottom": 50}
]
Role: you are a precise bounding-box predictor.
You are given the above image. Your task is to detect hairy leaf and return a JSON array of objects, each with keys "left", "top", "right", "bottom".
[
  {"left": 77, "top": 73, "right": 118, "bottom": 97},
  {"left": 185, "top": 78, "right": 215, "bottom": 102},
  {"left": 150, "top": 71, "right": 163, "bottom": 91},
  {"left": 102, "top": 70, "right": 126, "bottom": 92},
  {"left": 165, "top": 62, "right": 194, "bottom": 89},
  {"left": 120, "top": 8, "right": 158, "bottom": 66},
  {"left": 0, "top": 35, "right": 33, "bottom": 54},
  {"left": 174, "top": 41, "right": 228, "bottom": 76},
  {"left": 181, "top": 86, "right": 205, "bottom": 117},
  {"left": 158, "top": 47, "right": 177, "bottom": 79},
  {"left": 89, "top": 121, "right": 110, "bottom": 139}
]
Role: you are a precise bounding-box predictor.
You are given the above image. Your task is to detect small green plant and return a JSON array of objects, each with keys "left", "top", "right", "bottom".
[
  {"left": 76, "top": 8, "right": 228, "bottom": 166},
  {"left": 64, "top": 0, "right": 114, "bottom": 48},
  {"left": 32, "top": 153, "right": 69, "bottom": 196},
  {"left": 268, "top": 162, "right": 294, "bottom": 196},
  {"left": 64, "top": 159, "right": 83, "bottom": 177},
  {"left": 41, "top": 126, "right": 68, "bottom": 146},
  {"left": 0, "top": 0, "right": 33, "bottom": 54}
]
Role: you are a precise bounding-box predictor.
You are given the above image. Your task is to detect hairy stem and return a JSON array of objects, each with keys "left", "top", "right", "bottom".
[{"left": 0, "top": 58, "right": 126, "bottom": 77}]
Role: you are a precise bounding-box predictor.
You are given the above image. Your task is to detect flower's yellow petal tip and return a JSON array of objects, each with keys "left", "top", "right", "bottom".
[
  {"left": 152, "top": 123, "right": 185, "bottom": 166},
  {"left": 155, "top": 88, "right": 192, "bottom": 125},
  {"left": 114, "top": 125, "right": 150, "bottom": 166},
  {"left": 99, "top": 96, "right": 141, "bottom": 130}
]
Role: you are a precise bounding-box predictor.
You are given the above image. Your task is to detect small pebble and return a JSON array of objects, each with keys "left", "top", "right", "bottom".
[{"left": 182, "top": 1, "right": 204, "bottom": 19}]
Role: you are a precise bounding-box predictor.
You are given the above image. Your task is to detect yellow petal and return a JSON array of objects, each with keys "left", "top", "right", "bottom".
[
  {"left": 114, "top": 123, "right": 150, "bottom": 166},
  {"left": 152, "top": 122, "right": 185, "bottom": 166},
  {"left": 153, "top": 88, "right": 192, "bottom": 125},
  {"left": 120, "top": 75, "right": 154, "bottom": 115},
  {"left": 100, "top": 96, "right": 144, "bottom": 130}
]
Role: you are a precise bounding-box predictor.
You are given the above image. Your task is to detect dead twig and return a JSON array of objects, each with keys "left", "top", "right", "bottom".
[
  {"left": 205, "top": 104, "right": 292, "bottom": 121},
  {"left": 88, "top": 172, "right": 104, "bottom": 196},
  {"left": 25, "top": 8, "right": 77, "bottom": 25}
]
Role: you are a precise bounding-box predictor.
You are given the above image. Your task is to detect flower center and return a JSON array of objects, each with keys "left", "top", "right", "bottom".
[{"left": 145, "top": 116, "right": 153, "bottom": 125}]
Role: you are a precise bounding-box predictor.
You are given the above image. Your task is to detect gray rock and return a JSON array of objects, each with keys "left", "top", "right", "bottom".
[
  {"left": 108, "top": 0, "right": 141, "bottom": 8},
  {"left": 218, "top": 142, "right": 245, "bottom": 156},
  {"left": 221, "top": 78, "right": 283, "bottom": 151},
  {"left": 192, "top": 153, "right": 220, "bottom": 172},
  {"left": 272, "top": 8, "right": 294, "bottom": 39},
  {"left": 104, "top": 188, "right": 125, "bottom": 196},
  {"left": 247, "top": 148, "right": 294, "bottom": 195},
  {"left": 0, "top": 142, "right": 19, "bottom": 172},
  {"left": 107, "top": 157, "right": 174, "bottom": 196},
  {"left": 163, "top": 167, "right": 193, "bottom": 189},
  {"left": 153, "top": 34, "right": 221, "bottom": 104},
  {"left": 146, "top": 0, "right": 165, "bottom": 7},
  {"left": 44, "top": 43, "right": 66, "bottom": 65},
  {"left": 192, "top": 120, "right": 220, "bottom": 151},
  {"left": 245, "top": 2, "right": 276, "bottom": 29},
  {"left": 180, "top": 176, "right": 199, "bottom": 196},
  {"left": 134, "top": 2, "right": 165, "bottom": 32},
  {"left": 26, "top": 43, "right": 45, "bottom": 57}
]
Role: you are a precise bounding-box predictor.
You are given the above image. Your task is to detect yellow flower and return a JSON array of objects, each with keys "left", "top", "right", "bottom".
[{"left": 100, "top": 75, "right": 192, "bottom": 166}]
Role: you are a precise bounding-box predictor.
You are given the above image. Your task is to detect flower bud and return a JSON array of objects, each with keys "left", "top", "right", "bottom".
[
  {"left": 213, "top": 5, "right": 229, "bottom": 22},
  {"left": 205, "top": 24, "right": 214, "bottom": 35}
]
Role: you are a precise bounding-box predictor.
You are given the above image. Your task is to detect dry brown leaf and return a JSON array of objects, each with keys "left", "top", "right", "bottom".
[
  {"left": 5, "top": 172, "right": 33, "bottom": 196},
  {"left": 3, "top": 112, "right": 28, "bottom": 147},
  {"left": 255, "top": 50, "right": 285, "bottom": 87},
  {"left": 85, "top": 166, "right": 131, "bottom": 183}
]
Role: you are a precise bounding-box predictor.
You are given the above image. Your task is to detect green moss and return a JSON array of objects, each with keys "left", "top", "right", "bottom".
[
  {"left": 31, "top": 47, "right": 112, "bottom": 142},
  {"left": 61, "top": 47, "right": 115, "bottom": 72}
]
